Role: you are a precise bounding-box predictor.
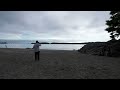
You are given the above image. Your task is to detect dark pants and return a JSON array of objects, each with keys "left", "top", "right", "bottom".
[{"left": 35, "top": 51, "right": 40, "bottom": 61}]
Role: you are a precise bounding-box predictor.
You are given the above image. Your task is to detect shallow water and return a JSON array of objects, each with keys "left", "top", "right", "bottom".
[
  {"left": 0, "top": 44, "right": 84, "bottom": 50},
  {"left": 0, "top": 39, "right": 85, "bottom": 50}
]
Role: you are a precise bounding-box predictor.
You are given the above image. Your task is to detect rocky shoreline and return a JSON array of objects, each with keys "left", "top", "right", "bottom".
[{"left": 78, "top": 40, "right": 120, "bottom": 57}]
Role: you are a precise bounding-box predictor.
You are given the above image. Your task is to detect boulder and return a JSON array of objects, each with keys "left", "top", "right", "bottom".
[{"left": 78, "top": 40, "right": 120, "bottom": 57}]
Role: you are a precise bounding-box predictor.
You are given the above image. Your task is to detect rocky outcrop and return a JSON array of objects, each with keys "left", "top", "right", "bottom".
[{"left": 78, "top": 40, "right": 120, "bottom": 57}]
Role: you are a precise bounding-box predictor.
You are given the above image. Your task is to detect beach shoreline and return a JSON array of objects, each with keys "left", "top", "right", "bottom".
[{"left": 0, "top": 48, "right": 120, "bottom": 79}]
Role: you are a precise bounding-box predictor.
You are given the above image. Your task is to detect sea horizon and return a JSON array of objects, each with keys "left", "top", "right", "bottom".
[{"left": 0, "top": 39, "right": 85, "bottom": 50}]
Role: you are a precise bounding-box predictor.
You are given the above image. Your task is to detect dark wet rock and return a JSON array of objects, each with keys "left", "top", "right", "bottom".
[{"left": 78, "top": 40, "right": 120, "bottom": 57}]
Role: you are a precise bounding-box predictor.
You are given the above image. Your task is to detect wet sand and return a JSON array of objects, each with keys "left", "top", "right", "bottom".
[{"left": 0, "top": 48, "right": 120, "bottom": 79}]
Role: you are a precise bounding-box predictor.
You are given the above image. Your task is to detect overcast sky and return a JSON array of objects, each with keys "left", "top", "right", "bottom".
[{"left": 0, "top": 11, "right": 111, "bottom": 42}]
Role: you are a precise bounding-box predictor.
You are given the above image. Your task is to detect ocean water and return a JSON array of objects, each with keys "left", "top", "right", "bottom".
[{"left": 0, "top": 40, "right": 85, "bottom": 50}]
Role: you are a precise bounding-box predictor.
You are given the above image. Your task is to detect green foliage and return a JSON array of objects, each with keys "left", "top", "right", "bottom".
[{"left": 106, "top": 11, "right": 120, "bottom": 40}]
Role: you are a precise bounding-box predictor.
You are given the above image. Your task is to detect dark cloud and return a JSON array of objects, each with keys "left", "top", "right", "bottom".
[{"left": 0, "top": 11, "right": 110, "bottom": 42}]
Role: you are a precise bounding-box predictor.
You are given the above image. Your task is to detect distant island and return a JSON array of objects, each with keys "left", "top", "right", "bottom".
[
  {"left": 0, "top": 42, "right": 7, "bottom": 44},
  {"left": 31, "top": 42, "right": 49, "bottom": 44}
]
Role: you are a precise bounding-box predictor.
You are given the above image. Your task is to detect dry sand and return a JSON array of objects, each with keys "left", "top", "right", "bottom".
[{"left": 0, "top": 48, "right": 120, "bottom": 79}]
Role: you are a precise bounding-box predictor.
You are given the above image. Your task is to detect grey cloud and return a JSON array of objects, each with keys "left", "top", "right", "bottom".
[
  {"left": 0, "top": 11, "right": 25, "bottom": 25},
  {"left": 0, "top": 11, "right": 110, "bottom": 42},
  {"left": 86, "top": 11, "right": 110, "bottom": 28},
  {"left": 0, "top": 11, "right": 29, "bottom": 34},
  {"left": 0, "top": 11, "right": 64, "bottom": 34}
]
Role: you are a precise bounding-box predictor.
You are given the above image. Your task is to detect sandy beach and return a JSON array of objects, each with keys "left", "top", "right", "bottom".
[{"left": 0, "top": 48, "right": 120, "bottom": 79}]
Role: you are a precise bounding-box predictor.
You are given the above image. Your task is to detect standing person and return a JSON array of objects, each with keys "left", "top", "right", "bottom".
[{"left": 33, "top": 41, "right": 41, "bottom": 61}]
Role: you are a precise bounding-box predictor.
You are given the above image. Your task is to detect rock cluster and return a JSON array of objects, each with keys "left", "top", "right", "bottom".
[{"left": 78, "top": 40, "right": 120, "bottom": 57}]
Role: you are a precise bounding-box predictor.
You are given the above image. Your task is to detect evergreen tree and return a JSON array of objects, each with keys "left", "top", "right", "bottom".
[{"left": 106, "top": 11, "right": 120, "bottom": 40}]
